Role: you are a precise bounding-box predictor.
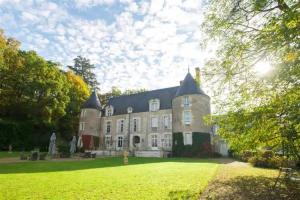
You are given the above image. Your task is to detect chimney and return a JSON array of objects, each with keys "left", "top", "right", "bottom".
[
  {"left": 195, "top": 67, "right": 201, "bottom": 87},
  {"left": 180, "top": 80, "right": 183, "bottom": 86}
]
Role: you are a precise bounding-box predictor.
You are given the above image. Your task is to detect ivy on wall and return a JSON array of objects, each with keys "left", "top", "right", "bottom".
[{"left": 172, "top": 132, "right": 211, "bottom": 157}]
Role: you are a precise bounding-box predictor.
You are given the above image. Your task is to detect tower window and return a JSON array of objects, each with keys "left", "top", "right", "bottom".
[
  {"left": 183, "top": 96, "right": 190, "bottom": 107},
  {"left": 79, "top": 122, "right": 85, "bottom": 131},
  {"left": 183, "top": 111, "right": 192, "bottom": 124}
]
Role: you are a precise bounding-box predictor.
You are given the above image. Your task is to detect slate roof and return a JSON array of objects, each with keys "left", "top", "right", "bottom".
[
  {"left": 107, "top": 86, "right": 180, "bottom": 115},
  {"left": 82, "top": 91, "right": 101, "bottom": 110},
  {"left": 175, "top": 72, "right": 206, "bottom": 97}
]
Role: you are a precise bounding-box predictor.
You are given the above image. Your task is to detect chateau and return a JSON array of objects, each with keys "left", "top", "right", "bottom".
[{"left": 78, "top": 68, "right": 222, "bottom": 157}]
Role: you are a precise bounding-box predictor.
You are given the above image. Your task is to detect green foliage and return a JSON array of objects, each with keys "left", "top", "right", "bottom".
[
  {"left": 0, "top": 30, "right": 90, "bottom": 150},
  {"left": 202, "top": 0, "right": 300, "bottom": 162},
  {"left": 0, "top": 119, "right": 53, "bottom": 151},
  {"left": 99, "top": 86, "right": 147, "bottom": 105},
  {"left": 172, "top": 132, "right": 211, "bottom": 157},
  {"left": 67, "top": 56, "right": 99, "bottom": 90}
]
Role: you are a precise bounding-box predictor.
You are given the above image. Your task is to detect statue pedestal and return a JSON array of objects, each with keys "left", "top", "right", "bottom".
[{"left": 123, "top": 151, "right": 129, "bottom": 165}]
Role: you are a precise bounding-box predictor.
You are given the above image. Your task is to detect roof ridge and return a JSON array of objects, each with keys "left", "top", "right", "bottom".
[{"left": 109, "top": 86, "right": 180, "bottom": 100}]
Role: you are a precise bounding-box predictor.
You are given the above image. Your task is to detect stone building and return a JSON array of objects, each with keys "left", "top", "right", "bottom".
[{"left": 78, "top": 69, "right": 213, "bottom": 157}]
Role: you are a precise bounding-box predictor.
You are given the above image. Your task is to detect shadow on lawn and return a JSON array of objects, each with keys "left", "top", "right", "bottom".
[
  {"left": 0, "top": 157, "right": 227, "bottom": 174},
  {"left": 201, "top": 175, "right": 300, "bottom": 200}
]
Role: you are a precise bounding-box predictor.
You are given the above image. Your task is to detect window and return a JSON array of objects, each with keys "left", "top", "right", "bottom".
[
  {"left": 127, "top": 107, "right": 133, "bottom": 113},
  {"left": 117, "top": 136, "right": 123, "bottom": 148},
  {"left": 105, "top": 136, "right": 111, "bottom": 148},
  {"left": 184, "top": 132, "right": 192, "bottom": 145},
  {"left": 120, "top": 120, "right": 124, "bottom": 133},
  {"left": 183, "top": 111, "right": 192, "bottom": 124},
  {"left": 133, "top": 118, "right": 138, "bottom": 132},
  {"left": 183, "top": 96, "right": 190, "bottom": 107},
  {"left": 81, "top": 110, "right": 86, "bottom": 117},
  {"left": 164, "top": 116, "right": 169, "bottom": 129},
  {"left": 151, "top": 117, "right": 158, "bottom": 128},
  {"left": 151, "top": 134, "right": 158, "bottom": 147},
  {"left": 79, "top": 122, "right": 85, "bottom": 131},
  {"left": 117, "top": 119, "right": 125, "bottom": 133},
  {"left": 149, "top": 99, "right": 160, "bottom": 111},
  {"left": 106, "top": 106, "right": 113, "bottom": 116},
  {"left": 164, "top": 134, "right": 172, "bottom": 148},
  {"left": 106, "top": 121, "right": 111, "bottom": 134}
]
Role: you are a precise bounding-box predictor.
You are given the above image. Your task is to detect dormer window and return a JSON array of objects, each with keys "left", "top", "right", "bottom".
[
  {"left": 127, "top": 107, "right": 133, "bottom": 113},
  {"left": 149, "top": 99, "right": 160, "bottom": 112},
  {"left": 106, "top": 105, "right": 114, "bottom": 117}
]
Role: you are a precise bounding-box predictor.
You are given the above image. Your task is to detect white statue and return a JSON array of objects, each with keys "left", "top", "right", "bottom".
[{"left": 48, "top": 132, "right": 56, "bottom": 156}]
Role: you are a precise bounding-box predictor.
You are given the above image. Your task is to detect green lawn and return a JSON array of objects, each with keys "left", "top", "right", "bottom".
[{"left": 0, "top": 157, "right": 219, "bottom": 200}]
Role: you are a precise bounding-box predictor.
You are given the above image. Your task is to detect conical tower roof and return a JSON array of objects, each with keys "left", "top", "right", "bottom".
[
  {"left": 82, "top": 91, "right": 101, "bottom": 110},
  {"left": 175, "top": 72, "right": 206, "bottom": 97}
]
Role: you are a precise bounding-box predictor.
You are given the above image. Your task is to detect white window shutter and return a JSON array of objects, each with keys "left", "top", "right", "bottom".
[{"left": 138, "top": 118, "right": 141, "bottom": 132}]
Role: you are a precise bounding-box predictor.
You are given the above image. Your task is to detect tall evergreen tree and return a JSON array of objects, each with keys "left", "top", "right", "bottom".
[{"left": 68, "top": 56, "right": 99, "bottom": 90}]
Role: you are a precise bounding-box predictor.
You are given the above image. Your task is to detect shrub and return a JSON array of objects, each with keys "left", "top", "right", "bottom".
[
  {"left": 212, "top": 152, "right": 223, "bottom": 158},
  {"left": 248, "top": 153, "right": 295, "bottom": 169},
  {"left": 241, "top": 150, "right": 254, "bottom": 162},
  {"left": 261, "top": 150, "right": 274, "bottom": 159}
]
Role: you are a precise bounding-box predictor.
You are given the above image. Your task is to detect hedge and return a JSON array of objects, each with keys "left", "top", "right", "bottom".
[{"left": 172, "top": 132, "right": 211, "bottom": 157}]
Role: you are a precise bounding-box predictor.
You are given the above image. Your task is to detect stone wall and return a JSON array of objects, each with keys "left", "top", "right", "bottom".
[
  {"left": 78, "top": 108, "right": 101, "bottom": 137},
  {"left": 100, "top": 109, "right": 173, "bottom": 151},
  {"left": 172, "top": 94, "right": 211, "bottom": 133}
]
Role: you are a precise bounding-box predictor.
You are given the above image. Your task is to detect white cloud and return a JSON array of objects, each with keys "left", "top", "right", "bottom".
[
  {"left": 0, "top": 0, "right": 210, "bottom": 96},
  {"left": 73, "top": 0, "right": 116, "bottom": 8}
]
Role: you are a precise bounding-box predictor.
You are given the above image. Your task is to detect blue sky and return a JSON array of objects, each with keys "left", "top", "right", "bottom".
[{"left": 0, "top": 0, "right": 211, "bottom": 93}]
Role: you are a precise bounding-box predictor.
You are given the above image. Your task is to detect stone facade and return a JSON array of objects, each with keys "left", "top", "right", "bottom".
[{"left": 78, "top": 71, "right": 213, "bottom": 157}]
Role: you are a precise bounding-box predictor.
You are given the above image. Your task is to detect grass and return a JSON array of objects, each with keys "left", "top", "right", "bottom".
[
  {"left": 200, "top": 162, "right": 300, "bottom": 200},
  {"left": 0, "top": 157, "right": 219, "bottom": 200}
]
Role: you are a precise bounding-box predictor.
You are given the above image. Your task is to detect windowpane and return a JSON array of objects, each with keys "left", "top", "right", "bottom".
[
  {"left": 183, "top": 111, "right": 191, "bottom": 124},
  {"left": 151, "top": 117, "right": 158, "bottom": 128},
  {"left": 164, "top": 116, "right": 169, "bottom": 128},
  {"left": 117, "top": 136, "right": 123, "bottom": 147},
  {"left": 184, "top": 96, "right": 190, "bottom": 107},
  {"left": 133, "top": 119, "right": 137, "bottom": 132},
  {"left": 151, "top": 135, "right": 158, "bottom": 147},
  {"left": 120, "top": 120, "right": 124, "bottom": 132},
  {"left": 106, "top": 122, "right": 111, "bottom": 134},
  {"left": 184, "top": 133, "right": 192, "bottom": 145},
  {"left": 105, "top": 136, "right": 111, "bottom": 148},
  {"left": 164, "top": 134, "right": 172, "bottom": 147}
]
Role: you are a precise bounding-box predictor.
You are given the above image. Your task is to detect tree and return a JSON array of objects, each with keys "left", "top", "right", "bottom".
[
  {"left": 99, "top": 87, "right": 147, "bottom": 105},
  {"left": 67, "top": 56, "right": 99, "bottom": 90},
  {"left": 0, "top": 30, "right": 91, "bottom": 150},
  {"left": 202, "top": 0, "right": 299, "bottom": 161},
  {"left": 57, "top": 71, "right": 90, "bottom": 141}
]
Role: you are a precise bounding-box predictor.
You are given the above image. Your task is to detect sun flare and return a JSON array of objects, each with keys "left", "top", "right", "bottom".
[{"left": 254, "top": 61, "right": 272, "bottom": 75}]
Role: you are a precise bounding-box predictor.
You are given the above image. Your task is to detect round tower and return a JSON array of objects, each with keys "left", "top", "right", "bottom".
[
  {"left": 172, "top": 71, "right": 211, "bottom": 155},
  {"left": 78, "top": 91, "right": 102, "bottom": 150}
]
